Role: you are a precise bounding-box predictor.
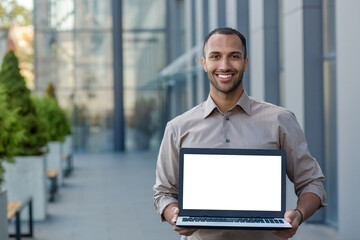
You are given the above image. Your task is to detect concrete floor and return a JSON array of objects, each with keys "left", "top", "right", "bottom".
[{"left": 10, "top": 152, "right": 338, "bottom": 240}]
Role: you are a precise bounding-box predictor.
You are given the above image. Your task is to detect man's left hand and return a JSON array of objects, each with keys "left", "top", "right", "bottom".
[{"left": 269, "top": 209, "right": 302, "bottom": 239}]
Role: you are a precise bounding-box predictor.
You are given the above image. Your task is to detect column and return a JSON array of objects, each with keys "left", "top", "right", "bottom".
[
  {"left": 185, "top": 0, "right": 194, "bottom": 109},
  {"left": 249, "top": 0, "right": 279, "bottom": 104},
  {"left": 264, "top": 0, "right": 280, "bottom": 105},
  {"left": 303, "top": 0, "right": 324, "bottom": 221},
  {"left": 195, "top": 0, "right": 205, "bottom": 103},
  {"left": 249, "top": 0, "right": 265, "bottom": 100},
  {"left": 208, "top": 0, "right": 218, "bottom": 31},
  {"left": 282, "top": 0, "right": 304, "bottom": 213},
  {"left": 282, "top": 0, "right": 304, "bottom": 127},
  {"left": 237, "top": 0, "right": 250, "bottom": 93},
  {"left": 112, "top": 0, "right": 125, "bottom": 151},
  {"left": 226, "top": 0, "right": 238, "bottom": 29},
  {"left": 336, "top": 0, "right": 360, "bottom": 239}
]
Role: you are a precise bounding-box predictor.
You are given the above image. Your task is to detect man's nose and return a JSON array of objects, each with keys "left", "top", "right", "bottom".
[{"left": 218, "top": 58, "right": 231, "bottom": 71}]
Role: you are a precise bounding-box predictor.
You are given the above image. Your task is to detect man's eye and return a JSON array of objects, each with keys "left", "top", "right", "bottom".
[
  {"left": 231, "top": 55, "right": 240, "bottom": 59},
  {"left": 211, "top": 55, "right": 219, "bottom": 59}
]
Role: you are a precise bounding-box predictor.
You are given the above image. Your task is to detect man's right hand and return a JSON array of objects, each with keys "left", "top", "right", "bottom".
[{"left": 164, "top": 203, "right": 197, "bottom": 236}]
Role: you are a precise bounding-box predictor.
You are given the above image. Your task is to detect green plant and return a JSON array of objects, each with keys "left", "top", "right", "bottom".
[
  {"left": 0, "top": 87, "right": 24, "bottom": 188},
  {"left": 32, "top": 96, "right": 71, "bottom": 142},
  {"left": 45, "top": 82, "right": 56, "bottom": 99},
  {"left": 129, "top": 97, "right": 158, "bottom": 136},
  {"left": 0, "top": 50, "right": 48, "bottom": 156}
]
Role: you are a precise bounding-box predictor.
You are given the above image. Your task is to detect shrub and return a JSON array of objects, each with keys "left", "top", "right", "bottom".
[
  {"left": 0, "top": 50, "right": 48, "bottom": 156},
  {"left": 0, "top": 86, "right": 24, "bottom": 188},
  {"left": 45, "top": 82, "right": 56, "bottom": 99},
  {"left": 32, "top": 96, "right": 71, "bottom": 142}
]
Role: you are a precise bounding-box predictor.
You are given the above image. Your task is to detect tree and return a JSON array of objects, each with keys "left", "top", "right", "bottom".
[
  {"left": 0, "top": 50, "right": 48, "bottom": 155},
  {"left": 0, "top": 0, "right": 32, "bottom": 29},
  {"left": 1, "top": 0, "right": 34, "bottom": 89}
]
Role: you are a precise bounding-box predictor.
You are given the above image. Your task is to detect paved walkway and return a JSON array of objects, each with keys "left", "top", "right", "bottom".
[{"left": 14, "top": 152, "right": 337, "bottom": 240}]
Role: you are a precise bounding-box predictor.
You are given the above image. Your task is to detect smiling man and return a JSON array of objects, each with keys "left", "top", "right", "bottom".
[
  {"left": 153, "top": 27, "right": 326, "bottom": 240},
  {"left": 202, "top": 30, "right": 248, "bottom": 113}
]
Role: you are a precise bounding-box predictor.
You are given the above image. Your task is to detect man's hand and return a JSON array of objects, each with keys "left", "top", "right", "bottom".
[
  {"left": 164, "top": 203, "right": 197, "bottom": 236},
  {"left": 271, "top": 192, "right": 322, "bottom": 239},
  {"left": 270, "top": 209, "right": 302, "bottom": 239}
]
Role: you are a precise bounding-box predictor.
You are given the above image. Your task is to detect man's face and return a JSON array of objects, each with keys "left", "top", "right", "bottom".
[{"left": 202, "top": 33, "right": 248, "bottom": 94}]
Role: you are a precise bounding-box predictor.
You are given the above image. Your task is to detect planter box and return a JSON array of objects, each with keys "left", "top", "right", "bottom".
[
  {"left": 0, "top": 189, "right": 8, "bottom": 240},
  {"left": 3, "top": 155, "right": 47, "bottom": 221},
  {"left": 47, "top": 141, "right": 63, "bottom": 186},
  {"left": 63, "top": 135, "right": 73, "bottom": 156},
  {"left": 62, "top": 135, "right": 73, "bottom": 173}
]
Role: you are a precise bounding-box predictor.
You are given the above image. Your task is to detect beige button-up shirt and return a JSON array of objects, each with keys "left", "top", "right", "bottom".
[{"left": 153, "top": 91, "right": 326, "bottom": 240}]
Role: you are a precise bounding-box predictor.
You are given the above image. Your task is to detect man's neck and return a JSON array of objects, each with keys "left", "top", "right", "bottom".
[{"left": 210, "top": 87, "right": 244, "bottom": 113}]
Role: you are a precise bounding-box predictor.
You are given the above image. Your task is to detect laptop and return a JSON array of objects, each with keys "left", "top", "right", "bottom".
[{"left": 176, "top": 148, "right": 292, "bottom": 230}]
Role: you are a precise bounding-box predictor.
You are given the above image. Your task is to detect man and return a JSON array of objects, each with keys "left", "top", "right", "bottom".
[{"left": 153, "top": 27, "right": 326, "bottom": 240}]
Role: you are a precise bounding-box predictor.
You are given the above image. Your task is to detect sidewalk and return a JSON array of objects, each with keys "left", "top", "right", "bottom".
[
  {"left": 20, "top": 152, "right": 337, "bottom": 240},
  {"left": 30, "top": 152, "right": 178, "bottom": 240}
]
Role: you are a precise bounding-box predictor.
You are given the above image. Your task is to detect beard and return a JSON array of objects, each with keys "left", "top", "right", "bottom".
[{"left": 208, "top": 70, "right": 244, "bottom": 94}]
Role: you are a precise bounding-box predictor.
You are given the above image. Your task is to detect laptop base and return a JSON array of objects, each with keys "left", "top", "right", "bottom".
[{"left": 176, "top": 216, "right": 292, "bottom": 231}]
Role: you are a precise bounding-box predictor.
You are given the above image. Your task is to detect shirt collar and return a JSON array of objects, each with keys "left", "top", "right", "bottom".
[{"left": 202, "top": 91, "right": 252, "bottom": 119}]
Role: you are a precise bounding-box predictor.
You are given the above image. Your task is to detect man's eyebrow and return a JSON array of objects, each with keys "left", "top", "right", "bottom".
[
  {"left": 208, "top": 51, "right": 243, "bottom": 55},
  {"left": 208, "top": 51, "right": 221, "bottom": 55}
]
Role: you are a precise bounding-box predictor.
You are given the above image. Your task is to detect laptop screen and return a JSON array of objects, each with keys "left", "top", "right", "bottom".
[{"left": 179, "top": 148, "right": 286, "bottom": 217}]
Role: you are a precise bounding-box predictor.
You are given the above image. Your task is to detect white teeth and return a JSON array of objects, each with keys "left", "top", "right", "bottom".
[{"left": 218, "top": 74, "right": 232, "bottom": 78}]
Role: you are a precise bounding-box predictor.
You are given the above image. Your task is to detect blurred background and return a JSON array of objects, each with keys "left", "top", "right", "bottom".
[{"left": 0, "top": 0, "right": 359, "bottom": 239}]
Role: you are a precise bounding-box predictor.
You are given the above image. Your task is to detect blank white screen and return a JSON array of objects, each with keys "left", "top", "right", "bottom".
[{"left": 182, "top": 154, "right": 282, "bottom": 211}]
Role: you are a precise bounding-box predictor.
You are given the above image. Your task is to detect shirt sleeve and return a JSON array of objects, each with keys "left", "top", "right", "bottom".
[
  {"left": 153, "top": 122, "right": 180, "bottom": 221},
  {"left": 279, "top": 111, "right": 327, "bottom": 207}
]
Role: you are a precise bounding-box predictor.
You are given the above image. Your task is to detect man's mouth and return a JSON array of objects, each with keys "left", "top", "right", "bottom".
[
  {"left": 218, "top": 74, "right": 232, "bottom": 78},
  {"left": 215, "top": 73, "right": 234, "bottom": 82}
]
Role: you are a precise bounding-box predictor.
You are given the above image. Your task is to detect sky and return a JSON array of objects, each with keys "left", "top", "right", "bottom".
[{"left": 17, "top": 0, "right": 33, "bottom": 10}]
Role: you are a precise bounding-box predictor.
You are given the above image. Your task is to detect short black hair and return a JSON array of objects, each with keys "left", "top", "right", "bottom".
[{"left": 203, "top": 27, "right": 247, "bottom": 59}]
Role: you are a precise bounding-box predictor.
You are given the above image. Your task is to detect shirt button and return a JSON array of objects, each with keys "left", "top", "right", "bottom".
[
  {"left": 225, "top": 116, "right": 230, "bottom": 120},
  {"left": 226, "top": 139, "right": 230, "bottom": 143}
]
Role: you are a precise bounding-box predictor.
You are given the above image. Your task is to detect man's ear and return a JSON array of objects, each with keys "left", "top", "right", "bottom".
[
  {"left": 202, "top": 57, "right": 207, "bottom": 72},
  {"left": 243, "top": 57, "right": 249, "bottom": 72}
]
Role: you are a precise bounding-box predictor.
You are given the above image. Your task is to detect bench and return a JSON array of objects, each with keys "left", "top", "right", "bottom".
[
  {"left": 62, "top": 154, "right": 73, "bottom": 177},
  {"left": 7, "top": 197, "right": 33, "bottom": 240},
  {"left": 47, "top": 169, "right": 58, "bottom": 202}
]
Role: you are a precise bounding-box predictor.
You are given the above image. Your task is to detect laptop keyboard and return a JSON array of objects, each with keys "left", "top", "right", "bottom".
[{"left": 182, "top": 217, "right": 284, "bottom": 224}]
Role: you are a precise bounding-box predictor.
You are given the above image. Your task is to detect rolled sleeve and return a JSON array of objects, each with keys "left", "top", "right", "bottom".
[
  {"left": 154, "top": 195, "right": 178, "bottom": 222},
  {"left": 280, "top": 111, "right": 327, "bottom": 207},
  {"left": 153, "top": 122, "right": 180, "bottom": 221},
  {"left": 299, "top": 180, "right": 327, "bottom": 207}
]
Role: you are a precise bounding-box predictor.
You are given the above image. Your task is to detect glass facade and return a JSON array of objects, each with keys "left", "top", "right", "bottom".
[
  {"left": 73, "top": 1, "right": 113, "bottom": 152},
  {"left": 122, "top": 0, "right": 167, "bottom": 151},
  {"left": 34, "top": 0, "right": 114, "bottom": 152}
]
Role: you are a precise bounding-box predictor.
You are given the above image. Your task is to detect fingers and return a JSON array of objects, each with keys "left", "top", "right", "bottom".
[
  {"left": 171, "top": 207, "right": 179, "bottom": 225},
  {"left": 173, "top": 225, "right": 197, "bottom": 236},
  {"left": 270, "top": 229, "right": 297, "bottom": 239},
  {"left": 270, "top": 209, "right": 302, "bottom": 239},
  {"left": 170, "top": 207, "right": 197, "bottom": 236},
  {"left": 284, "top": 210, "right": 296, "bottom": 224},
  {"left": 284, "top": 209, "right": 301, "bottom": 227}
]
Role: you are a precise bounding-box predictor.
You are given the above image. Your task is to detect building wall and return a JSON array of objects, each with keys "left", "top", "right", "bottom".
[{"left": 161, "top": 1, "right": 360, "bottom": 238}]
